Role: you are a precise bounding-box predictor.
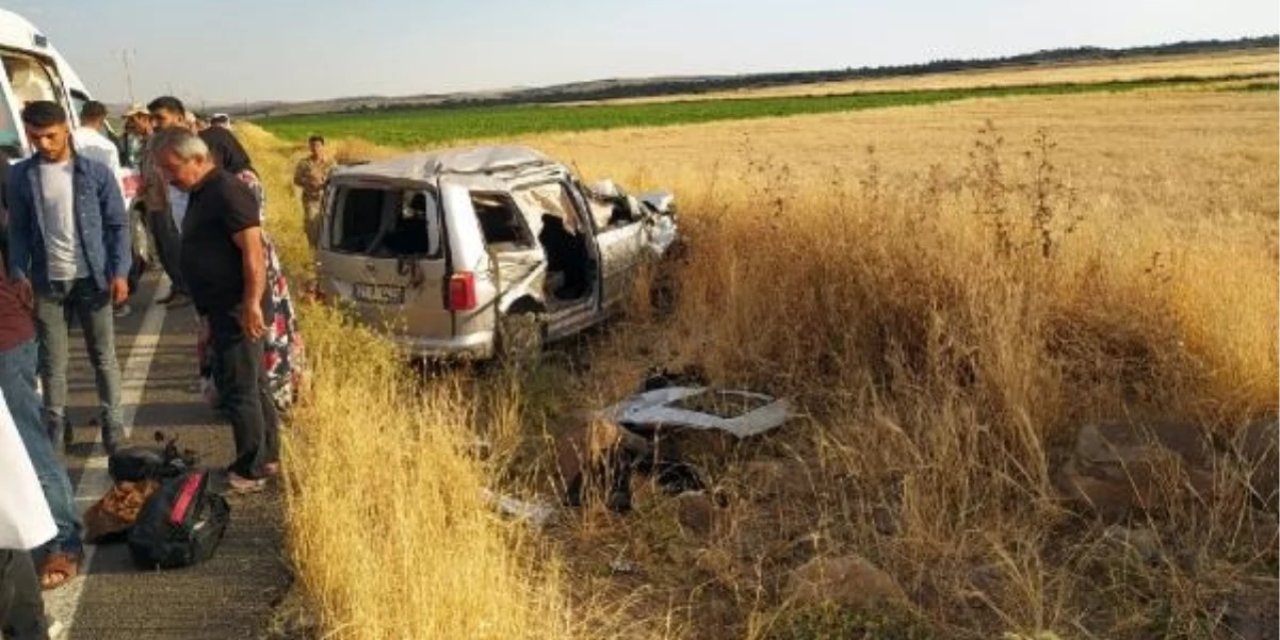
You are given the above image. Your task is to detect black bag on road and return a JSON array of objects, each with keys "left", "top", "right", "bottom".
[
  {"left": 127, "top": 470, "right": 231, "bottom": 569},
  {"left": 108, "top": 432, "right": 197, "bottom": 483}
]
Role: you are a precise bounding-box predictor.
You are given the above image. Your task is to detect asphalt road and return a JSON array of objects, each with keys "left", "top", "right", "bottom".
[{"left": 41, "top": 272, "right": 290, "bottom": 639}]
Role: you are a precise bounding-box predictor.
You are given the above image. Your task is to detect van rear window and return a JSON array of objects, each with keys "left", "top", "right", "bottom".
[{"left": 331, "top": 186, "right": 439, "bottom": 258}]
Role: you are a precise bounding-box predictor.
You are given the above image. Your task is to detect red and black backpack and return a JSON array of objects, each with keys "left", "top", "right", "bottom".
[{"left": 127, "top": 470, "right": 231, "bottom": 569}]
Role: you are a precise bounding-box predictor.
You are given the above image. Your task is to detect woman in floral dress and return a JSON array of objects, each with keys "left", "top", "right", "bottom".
[{"left": 198, "top": 169, "right": 304, "bottom": 413}]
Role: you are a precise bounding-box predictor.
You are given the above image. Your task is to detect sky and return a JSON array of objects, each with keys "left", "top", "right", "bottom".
[{"left": 8, "top": 0, "right": 1278, "bottom": 106}]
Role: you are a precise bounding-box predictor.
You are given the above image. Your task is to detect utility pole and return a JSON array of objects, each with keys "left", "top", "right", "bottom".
[{"left": 118, "top": 49, "right": 137, "bottom": 104}]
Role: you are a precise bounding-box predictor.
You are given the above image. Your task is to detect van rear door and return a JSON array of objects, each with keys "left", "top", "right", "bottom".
[{"left": 318, "top": 182, "right": 453, "bottom": 348}]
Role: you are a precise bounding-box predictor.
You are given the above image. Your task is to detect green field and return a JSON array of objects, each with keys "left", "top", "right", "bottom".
[{"left": 255, "top": 74, "right": 1274, "bottom": 148}]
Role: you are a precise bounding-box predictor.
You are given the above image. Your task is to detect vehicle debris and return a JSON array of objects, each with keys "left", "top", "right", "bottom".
[
  {"left": 481, "top": 489, "right": 558, "bottom": 528},
  {"left": 555, "top": 379, "right": 792, "bottom": 514},
  {"left": 603, "top": 386, "right": 791, "bottom": 438},
  {"left": 608, "top": 557, "right": 637, "bottom": 574}
]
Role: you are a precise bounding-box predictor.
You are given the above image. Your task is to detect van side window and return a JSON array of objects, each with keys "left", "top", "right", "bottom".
[
  {"left": 511, "top": 182, "right": 583, "bottom": 238},
  {"left": 471, "top": 192, "right": 533, "bottom": 250},
  {"left": 2, "top": 53, "right": 60, "bottom": 107}
]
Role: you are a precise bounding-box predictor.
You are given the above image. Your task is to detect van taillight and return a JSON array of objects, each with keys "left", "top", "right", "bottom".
[{"left": 448, "top": 272, "right": 476, "bottom": 311}]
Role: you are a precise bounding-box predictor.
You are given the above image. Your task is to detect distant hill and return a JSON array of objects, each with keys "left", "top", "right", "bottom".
[{"left": 231, "top": 35, "right": 1278, "bottom": 119}]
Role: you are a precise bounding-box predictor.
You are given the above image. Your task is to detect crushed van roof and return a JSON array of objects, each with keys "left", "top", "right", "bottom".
[{"left": 332, "top": 145, "right": 558, "bottom": 183}]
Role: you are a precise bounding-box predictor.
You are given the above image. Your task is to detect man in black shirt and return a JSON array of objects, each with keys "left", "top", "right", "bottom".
[{"left": 149, "top": 127, "right": 277, "bottom": 493}]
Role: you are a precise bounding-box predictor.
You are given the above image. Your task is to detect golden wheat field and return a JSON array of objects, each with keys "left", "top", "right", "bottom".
[
  {"left": 241, "top": 73, "right": 1278, "bottom": 640},
  {"left": 563, "top": 50, "right": 1278, "bottom": 106}
]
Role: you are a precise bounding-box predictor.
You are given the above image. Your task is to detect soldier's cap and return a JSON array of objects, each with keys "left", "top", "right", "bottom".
[{"left": 123, "top": 104, "right": 148, "bottom": 118}]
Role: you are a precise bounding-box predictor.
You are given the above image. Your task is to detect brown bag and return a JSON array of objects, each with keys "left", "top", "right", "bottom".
[{"left": 84, "top": 479, "right": 160, "bottom": 542}]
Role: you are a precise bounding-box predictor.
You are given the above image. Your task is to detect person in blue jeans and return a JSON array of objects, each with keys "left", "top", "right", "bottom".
[
  {"left": 5, "top": 101, "right": 130, "bottom": 454},
  {"left": 1, "top": 382, "right": 59, "bottom": 638},
  {"left": 0, "top": 222, "right": 82, "bottom": 592}
]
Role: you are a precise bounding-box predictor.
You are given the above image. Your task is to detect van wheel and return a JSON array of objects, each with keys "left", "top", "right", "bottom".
[{"left": 497, "top": 312, "right": 545, "bottom": 367}]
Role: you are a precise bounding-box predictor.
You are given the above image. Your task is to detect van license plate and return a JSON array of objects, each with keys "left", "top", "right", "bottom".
[{"left": 352, "top": 283, "right": 405, "bottom": 304}]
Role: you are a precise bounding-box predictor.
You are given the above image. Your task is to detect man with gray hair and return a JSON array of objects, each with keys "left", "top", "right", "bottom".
[{"left": 150, "top": 127, "right": 278, "bottom": 493}]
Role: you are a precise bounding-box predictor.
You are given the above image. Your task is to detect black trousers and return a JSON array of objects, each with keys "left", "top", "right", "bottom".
[
  {"left": 208, "top": 311, "right": 280, "bottom": 478},
  {"left": 0, "top": 549, "right": 47, "bottom": 640},
  {"left": 148, "top": 210, "right": 187, "bottom": 295}
]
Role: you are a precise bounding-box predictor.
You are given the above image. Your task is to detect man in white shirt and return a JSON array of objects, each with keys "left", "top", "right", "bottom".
[
  {"left": 74, "top": 101, "right": 132, "bottom": 317},
  {"left": 71, "top": 101, "right": 125, "bottom": 209}
]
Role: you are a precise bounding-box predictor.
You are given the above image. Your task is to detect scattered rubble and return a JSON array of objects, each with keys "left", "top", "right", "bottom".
[
  {"left": 785, "top": 554, "right": 908, "bottom": 609},
  {"left": 1054, "top": 420, "right": 1214, "bottom": 518},
  {"left": 1221, "top": 583, "right": 1280, "bottom": 640},
  {"left": 608, "top": 557, "right": 637, "bottom": 575},
  {"left": 673, "top": 491, "right": 716, "bottom": 536},
  {"left": 1101, "top": 525, "right": 1163, "bottom": 565},
  {"left": 482, "top": 489, "right": 557, "bottom": 528},
  {"left": 553, "top": 411, "right": 652, "bottom": 513}
]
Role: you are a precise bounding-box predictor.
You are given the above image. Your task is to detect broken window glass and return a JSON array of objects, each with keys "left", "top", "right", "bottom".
[
  {"left": 471, "top": 192, "right": 534, "bottom": 250},
  {"left": 332, "top": 187, "right": 438, "bottom": 257}
]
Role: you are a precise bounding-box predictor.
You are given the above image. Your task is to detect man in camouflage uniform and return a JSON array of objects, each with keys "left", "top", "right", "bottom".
[{"left": 292, "top": 135, "right": 334, "bottom": 247}]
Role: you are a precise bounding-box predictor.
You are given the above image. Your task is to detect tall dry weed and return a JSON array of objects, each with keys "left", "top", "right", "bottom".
[{"left": 610, "top": 122, "right": 1277, "bottom": 638}]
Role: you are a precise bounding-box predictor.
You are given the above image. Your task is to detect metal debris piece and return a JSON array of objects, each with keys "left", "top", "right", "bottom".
[
  {"left": 482, "top": 489, "right": 558, "bottom": 528},
  {"left": 603, "top": 387, "right": 791, "bottom": 438}
]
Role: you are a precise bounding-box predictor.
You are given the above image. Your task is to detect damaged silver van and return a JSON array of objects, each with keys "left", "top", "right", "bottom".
[{"left": 316, "top": 145, "right": 678, "bottom": 360}]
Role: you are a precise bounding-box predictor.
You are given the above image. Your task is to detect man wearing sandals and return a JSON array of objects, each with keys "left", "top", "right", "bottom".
[
  {"left": 0, "top": 153, "right": 83, "bottom": 595},
  {"left": 0, "top": 256, "right": 83, "bottom": 593},
  {"left": 150, "top": 127, "right": 278, "bottom": 493}
]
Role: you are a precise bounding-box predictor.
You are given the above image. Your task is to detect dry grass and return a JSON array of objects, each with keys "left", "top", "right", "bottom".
[
  {"left": 241, "top": 82, "right": 1277, "bottom": 639},
  {"left": 518, "top": 90, "right": 1279, "bottom": 421},
  {"left": 564, "top": 50, "right": 1278, "bottom": 106},
  {"left": 521, "top": 89, "right": 1277, "bottom": 639},
  {"left": 239, "top": 126, "right": 598, "bottom": 640}
]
